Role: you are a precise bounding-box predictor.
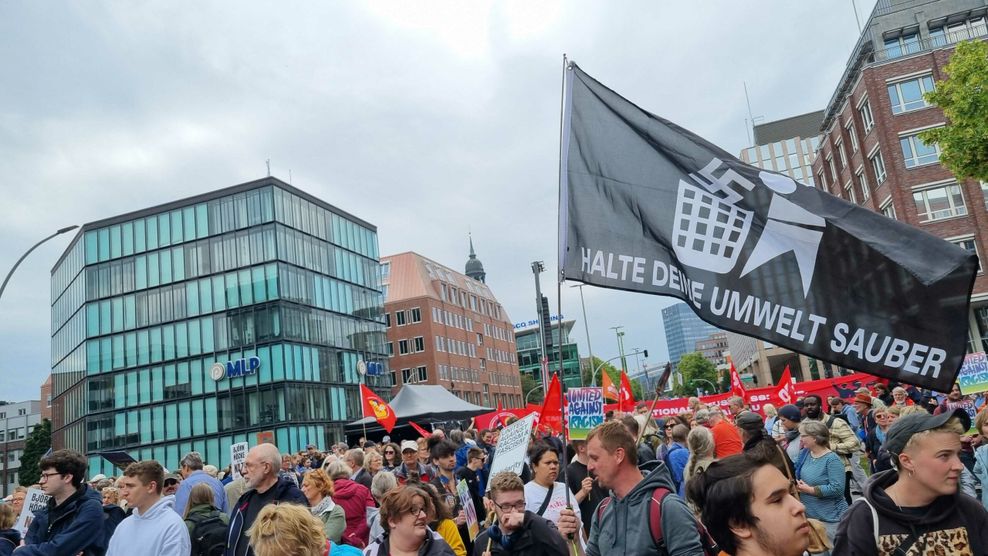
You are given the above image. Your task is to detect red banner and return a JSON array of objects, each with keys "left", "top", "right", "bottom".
[{"left": 603, "top": 372, "right": 885, "bottom": 419}]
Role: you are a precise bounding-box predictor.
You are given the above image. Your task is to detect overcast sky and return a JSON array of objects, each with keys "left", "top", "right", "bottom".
[{"left": 0, "top": 1, "right": 874, "bottom": 401}]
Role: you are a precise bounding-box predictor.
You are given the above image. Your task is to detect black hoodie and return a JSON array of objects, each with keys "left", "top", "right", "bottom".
[{"left": 833, "top": 469, "right": 988, "bottom": 554}]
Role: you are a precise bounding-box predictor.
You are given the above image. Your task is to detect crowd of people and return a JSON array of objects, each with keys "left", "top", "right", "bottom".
[{"left": 2, "top": 380, "right": 988, "bottom": 555}]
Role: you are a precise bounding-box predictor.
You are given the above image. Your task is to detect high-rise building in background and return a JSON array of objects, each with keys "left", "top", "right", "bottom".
[
  {"left": 661, "top": 303, "right": 721, "bottom": 370},
  {"left": 382, "top": 251, "right": 522, "bottom": 408},
  {"left": 50, "top": 178, "right": 389, "bottom": 476},
  {"left": 811, "top": 0, "right": 988, "bottom": 355},
  {"left": 0, "top": 400, "right": 42, "bottom": 497},
  {"left": 695, "top": 331, "right": 729, "bottom": 370},
  {"left": 739, "top": 110, "right": 824, "bottom": 187},
  {"left": 515, "top": 318, "right": 582, "bottom": 390}
]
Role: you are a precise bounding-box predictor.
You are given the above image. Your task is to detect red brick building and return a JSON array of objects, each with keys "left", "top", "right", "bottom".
[
  {"left": 381, "top": 251, "right": 522, "bottom": 407},
  {"left": 812, "top": 0, "right": 988, "bottom": 354}
]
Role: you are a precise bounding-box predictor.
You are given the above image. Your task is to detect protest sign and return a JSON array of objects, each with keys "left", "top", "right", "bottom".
[
  {"left": 567, "top": 387, "right": 604, "bottom": 440},
  {"left": 958, "top": 352, "right": 988, "bottom": 395},
  {"left": 15, "top": 488, "right": 50, "bottom": 535},
  {"left": 457, "top": 479, "right": 480, "bottom": 541},
  {"left": 487, "top": 413, "right": 536, "bottom": 488},
  {"left": 230, "top": 441, "right": 249, "bottom": 480}
]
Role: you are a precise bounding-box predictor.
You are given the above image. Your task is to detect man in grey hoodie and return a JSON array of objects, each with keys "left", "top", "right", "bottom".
[{"left": 586, "top": 421, "right": 705, "bottom": 556}]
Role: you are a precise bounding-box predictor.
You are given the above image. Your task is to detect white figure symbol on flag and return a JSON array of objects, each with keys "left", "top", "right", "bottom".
[{"left": 672, "top": 158, "right": 826, "bottom": 297}]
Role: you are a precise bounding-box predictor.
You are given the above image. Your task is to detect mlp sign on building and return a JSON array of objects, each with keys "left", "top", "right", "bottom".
[{"left": 50, "top": 178, "right": 390, "bottom": 476}]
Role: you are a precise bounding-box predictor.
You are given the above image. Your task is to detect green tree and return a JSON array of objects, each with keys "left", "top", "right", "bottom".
[
  {"left": 920, "top": 40, "right": 988, "bottom": 182},
  {"left": 19, "top": 418, "right": 51, "bottom": 486},
  {"left": 521, "top": 373, "right": 543, "bottom": 405},
  {"left": 673, "top": 353, "right": 719, "bottom": 397},
  {"left": 581, "top": 356, "right": 645, "bottom": 400}
]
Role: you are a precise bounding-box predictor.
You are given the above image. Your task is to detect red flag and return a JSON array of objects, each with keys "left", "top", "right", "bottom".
[
  {"left": 730, "top": 362, "right": 747, "bottom": 401},
  {"left": 408, "top": 420, "right": 431, "bottom": 438},
  {"left": 602, "top": 372, "right": 619, "bottom": 401},
  {"left": 360, "top": 384, "right": 397, "bottom": 433},
  {"left": 777, "top": 365, "right": 795, "bottom": 405},
  {"left": 619, "top": 371, "right": 635, "bottom": 412},
  {"left": 538, "top": 374, "right": 564, "bottom": 435}
]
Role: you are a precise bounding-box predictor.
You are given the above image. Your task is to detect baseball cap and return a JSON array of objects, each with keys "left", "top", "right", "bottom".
[
  {"left": 778, "top": 404, "right": 801, "bottom": 422},
  {"left": 883, "top": 407, "right": 972, "bottom": 459},
  {"left": 90, "top": 474, "right": 107, "bottom": 482},
  {"left": 163, "top": 473, "right": 181, "bottom": 484},
  {"left": 400, "top": 440, "right": 418, "bottom": 453}
]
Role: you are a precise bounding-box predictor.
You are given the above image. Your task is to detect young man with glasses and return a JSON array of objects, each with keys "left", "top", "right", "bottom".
[
  {"left": 473, "top": 471, "right": 576, "bottom": 556},
  {"left": 17, "top": 449, "right": 106, "bottom": 556}
]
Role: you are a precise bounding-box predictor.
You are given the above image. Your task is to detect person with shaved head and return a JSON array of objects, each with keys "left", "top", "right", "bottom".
[{"left": 225, "top": 443, "right": 308, "bottom": 556}]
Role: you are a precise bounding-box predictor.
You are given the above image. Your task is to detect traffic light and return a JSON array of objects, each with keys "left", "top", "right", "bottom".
[{"left": 643, "top": 349, "right": 649, "bottom": 358}]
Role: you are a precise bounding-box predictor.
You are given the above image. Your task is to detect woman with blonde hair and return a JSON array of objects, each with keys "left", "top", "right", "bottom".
[
  {"left": 301, "top": 469, "right": 346, "bottom": 543},
  {"left": 247, "top": 503, "right": 362, "bottom": 556},
  {"left": 0, "top": 503, "right": 20, "bottom": 556},
  {"left": 364, "top": 450, "right": 383, "bottom": 479},
  {"left": 683, "top": 426, "right": 716, "bottom": 494}
]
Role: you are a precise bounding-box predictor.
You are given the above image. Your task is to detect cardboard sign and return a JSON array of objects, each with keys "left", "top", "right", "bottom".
[
  {"left": 457, "top": 479, "right": 480, "bottom": 541},
  {"left": 15, "top": 488, "right": 50, "bottom": 535},
  {"left": 958, "top": 352, "right": 988, "bottom": 395},
  {"left": 230, "top": 441, "right": 249, "bottom": 480},
  {"left": 487, "top": 413, "right": 536, "bottom": 488},
  {"left": 566, "top": 387, "right": 604, "bottom": 440}
]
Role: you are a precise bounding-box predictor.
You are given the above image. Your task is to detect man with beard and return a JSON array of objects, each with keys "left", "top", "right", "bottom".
[
  {"left": 585, "top": 421, "right": 705, "bottom": 555},
  {"left": 686, "top": 453, "right": 810, "bottom": 556},
  {"left": 834, "top": 408, "right": 988, "bottom": 553},
  {"left": 802, "top": 395, "right": 860, "bottom": 503}
]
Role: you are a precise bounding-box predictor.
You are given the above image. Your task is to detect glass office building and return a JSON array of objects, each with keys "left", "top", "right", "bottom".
[
  {"left": 515, "top": 320, "right": 581, "bottom": 389},
  {"left": 50, "top": 178, "right": 390, "bottom": 476}
]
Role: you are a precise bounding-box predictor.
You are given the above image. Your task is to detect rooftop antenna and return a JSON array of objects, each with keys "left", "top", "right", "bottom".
[
  {"left": 743, "top": 82, "right": 764, "bottom": 146},
  {"left": 266, "top": 159, "right": 271, "bottom": 177},
  {"left": 851, "top": 0, "right": 862, "bottom": 33}
]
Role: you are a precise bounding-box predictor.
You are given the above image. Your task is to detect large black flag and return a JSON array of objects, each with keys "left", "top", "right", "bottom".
[{"left": 558, "top": 62, "right": 978, "bottom": 392}]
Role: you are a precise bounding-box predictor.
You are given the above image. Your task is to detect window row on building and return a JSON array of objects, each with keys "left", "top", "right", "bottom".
[
  {"left": 85, "top": 423, "right": 328, "bottom": 482},
  {"left": 881, "top": 15, "right": 987, "bottom": 60}
]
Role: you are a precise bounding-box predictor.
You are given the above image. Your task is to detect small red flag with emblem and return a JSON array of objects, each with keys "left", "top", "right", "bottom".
[
  {"left": 361, "top": 384, "right": 397, "bottom": 433},
  {"left": 730, "top": 362, "right": 747, "bottom": 402},
  {"left": 619, "top": 371, "right": 635, "bottom": 412}
]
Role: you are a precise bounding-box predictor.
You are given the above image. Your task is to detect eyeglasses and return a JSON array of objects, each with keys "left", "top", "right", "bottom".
[
  {"left": 490, "top": 499, "right": 527, "bottom": 513},
  {"left": 665, "top": 424, "right": 675, "bottom": 429},
  {"left": 39, "top": 472, "right": 62, "bottom": 482},
  {"left": 408, "top": 506, "right": 427, "bottom": 517}
]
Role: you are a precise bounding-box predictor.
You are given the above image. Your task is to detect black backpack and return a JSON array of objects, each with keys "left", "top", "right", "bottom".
[{"left": 186, "top": 511, "right": 229, "bottom": 556}]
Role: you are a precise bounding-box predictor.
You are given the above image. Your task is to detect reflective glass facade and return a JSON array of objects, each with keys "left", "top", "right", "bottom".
[
  {"left": 50, "top": 178, "right": 389, "bottom": 476},
  {"left": 662, "top": 303, "right": 720, "bottom": 369}
]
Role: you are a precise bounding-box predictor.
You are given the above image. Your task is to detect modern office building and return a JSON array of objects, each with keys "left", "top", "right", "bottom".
[
  {"left": 811, "top": 0, "right": 988, "bottom": 354},
  {"left": 661, "top": 303, "right": 721, "bottom": 370},
  {"left": 382, "top": 250, "right": 522, "bottom": 408},
  {"left": 695, "top": 331, "right": 729, "bottom": 371},
  {"left": 725, "top": 332, "right": 821, "bottom": 386},
  {"left": 739, "top": 110, "right": 824, "bottom": 188},
  {"left": 50, "top": 177, "right": 390, "bottom": 477},
  {"left": 1, "top": 400, "right": 42, "bottom": 497},
  {"left": 515, "top": 319, "right": 582, "bottom": 390}
]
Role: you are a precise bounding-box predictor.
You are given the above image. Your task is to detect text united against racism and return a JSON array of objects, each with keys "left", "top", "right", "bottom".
[{"left": 581, "top": 248, "right": 948, "bottom": 379}]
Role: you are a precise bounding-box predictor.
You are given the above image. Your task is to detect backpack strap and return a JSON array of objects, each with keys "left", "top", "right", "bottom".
[
  {"left": 855, "top": 497, "right": 880, "bottom": 548},
  {"left": 648, "top": 486, "right": 672, "bottom": 548},
  {"left": 536, "top": 486, "right": 554, "bottom": 516},
  {"left": 595, "top": 496, "right": 612, "bottom": 523}
]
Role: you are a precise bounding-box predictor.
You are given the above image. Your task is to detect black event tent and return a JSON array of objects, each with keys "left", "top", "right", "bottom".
[{"left": 345, "top": 384, "right": 491, "bottom": 442}]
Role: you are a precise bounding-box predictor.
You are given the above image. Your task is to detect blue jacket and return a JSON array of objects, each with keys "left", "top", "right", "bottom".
[
  {"left": 0, "top": 528, "right": 21, "bottom": 556},
  {"left": 19, "top": 484, "right": 106, "bottom": 556},
  {"left": 224, "top": 477, "right": 308, "bottom": 556},
  {"left": 665, "top": 443, "right": 689, "bottom": 493},
  {"left": 173, "top": 470, "right": 227, "bottom": 516}
]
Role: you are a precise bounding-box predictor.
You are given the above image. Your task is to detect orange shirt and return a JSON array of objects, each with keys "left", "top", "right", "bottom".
[{"left": 710, "top": 419, "right": 743, "bottom": 458}]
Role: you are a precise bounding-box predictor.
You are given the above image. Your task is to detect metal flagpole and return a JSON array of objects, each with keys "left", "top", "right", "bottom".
[{"left": 557, "top": 53, "right": 584, "bottom": 555}]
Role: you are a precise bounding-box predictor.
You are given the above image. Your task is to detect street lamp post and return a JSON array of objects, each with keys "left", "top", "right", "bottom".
[
  {"left": 570, "top": 284, "right": 595, "bottom": 388},
  {"left": 0, "top": 224, "right": 77, "bottom": 493},
  {"left": 692, "top": 378, "right": 717, "bottom": 395},
  {"left": 0, "top": 225, "right": 79, "bottom": 305},
  {"left": 525, "top": 385, "right": 544, "bottom": 405},
  {"left": 610, "top": 326, "right": 627, "bottom": 374},
  {"left": 591, "top": 355, "right": 625, "bottom": 388}
]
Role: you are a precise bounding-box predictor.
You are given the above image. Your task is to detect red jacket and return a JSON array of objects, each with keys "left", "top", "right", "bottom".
[{"left": 332, "top": 478, "right": 375, "bottom": 548}]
